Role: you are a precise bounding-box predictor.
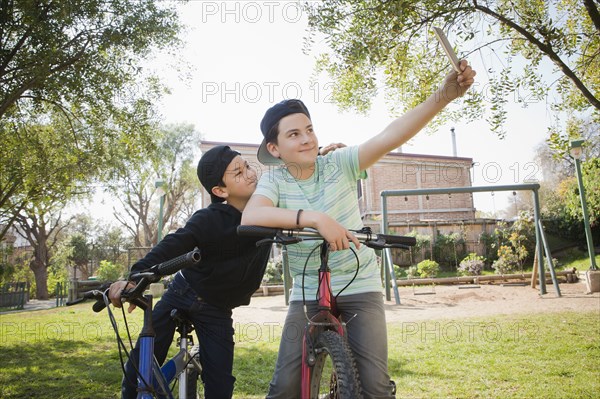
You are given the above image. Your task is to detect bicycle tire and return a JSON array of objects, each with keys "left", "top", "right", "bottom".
[
  {"left": 185, "top": 368, "right": 200, "bottom": 399},
  {"left": 183, "top": 345, "right": 202, "bottom": 399},
  {"left": 309, "top": 330, "right": 362, "bottom": 399}
]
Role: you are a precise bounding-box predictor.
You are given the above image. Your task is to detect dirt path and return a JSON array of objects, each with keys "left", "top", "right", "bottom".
[{"left": 233, "top": 278, "right": 600, "bottom": 327}]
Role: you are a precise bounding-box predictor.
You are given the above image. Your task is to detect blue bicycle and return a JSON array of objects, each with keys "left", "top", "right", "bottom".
[{"left": 67, "top": 250, "right": 202, "bottom": 399}]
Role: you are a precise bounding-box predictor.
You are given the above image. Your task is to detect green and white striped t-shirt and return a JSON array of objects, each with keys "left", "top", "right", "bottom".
[{"left": 254, "top": 145, "right": 382, "bottom": 301}]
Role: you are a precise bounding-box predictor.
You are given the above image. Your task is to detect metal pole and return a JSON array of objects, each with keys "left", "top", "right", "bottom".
[
  {"left": 574, "top": 158, "right": 598, "bottom": 270},
  {"left": 158, "top": 194, "right": 165, "bottom": 242},
  {"left": 532, "top": 188, "right": 547, "bottom": 294},
  {"left": 537, "top": 219, "right": 561, "bottom": 297},
  {"left": 381, "top": 195, "right": 391, "bottom": 302},
  {"left": 450, "top": 127, "right": 457, "bottom": 157}
]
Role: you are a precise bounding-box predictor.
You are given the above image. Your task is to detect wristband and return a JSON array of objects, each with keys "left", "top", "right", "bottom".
[{"left": 296, "top": 209, "right": 303, "bottom": 227}]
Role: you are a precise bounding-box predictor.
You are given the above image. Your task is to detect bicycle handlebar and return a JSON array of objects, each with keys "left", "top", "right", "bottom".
[
  {"left": 66, "top": 249, "right": 201, "bottom": 312},
  {"left": 237, "top": 226, "right": 416, "bottom": 249}
]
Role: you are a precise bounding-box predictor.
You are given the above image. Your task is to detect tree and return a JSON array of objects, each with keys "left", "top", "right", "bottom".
[
  {"left": 0, "top": 0, "right": 183, "bottom": 240},
  {"left": 303, "top": 0, "right": 599, "bottom": 137},
  {"left": 68, "top": 233, "right": 92, "bottom": 279},
  {"left": 0, "top": 0, "right": 181, "bottom": 120},
  {"left": 13, "top": 201, "right": 70, "bottom": 299},
  {"left": 535, "top": 118, "right": 600, "bottom": 240},
  {"left": 562, "top": 158, "right": 600, "bottom": 227},
  {"left": 112, "top": 123, "right": 202, "bottom": 247}
]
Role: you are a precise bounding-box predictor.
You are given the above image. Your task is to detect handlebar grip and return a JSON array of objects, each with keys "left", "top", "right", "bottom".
[
  {"left": 92, "top": 299, "right": 107, "bottom": 313},
  {"left": 66, "top": 298, "right": 84, "bottom": 306},
  {"left": 377, "top": 234, "right": 417, "bottom": 246},
  {"left": 237, "top": 225, "right": 279, "bottom": 238},
  {"left": 155, "top": 249, "right": 201, "bottom": 276}
]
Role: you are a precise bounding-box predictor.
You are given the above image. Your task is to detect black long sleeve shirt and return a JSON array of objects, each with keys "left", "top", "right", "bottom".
[{"left": 130, "top": 203, "right": 271, "bottom": 309}]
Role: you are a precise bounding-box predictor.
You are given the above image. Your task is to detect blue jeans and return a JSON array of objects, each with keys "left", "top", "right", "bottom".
[
  {"left": 266, "top": 291, "right": 395, "bottom": 399},
  {"left": 121, "top": 273, "right": 235, "bottom": 399}
]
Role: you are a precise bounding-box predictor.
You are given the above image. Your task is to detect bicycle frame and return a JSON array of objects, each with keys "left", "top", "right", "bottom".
[
  {"left": 301, "top": 242, "right": 345, "bottom": 397},
  {"left": 67, "top": 250, "right": 202, "bottom": 399},
  {"left": 135, "top": 295, "right": 201, "bottom": 399}
]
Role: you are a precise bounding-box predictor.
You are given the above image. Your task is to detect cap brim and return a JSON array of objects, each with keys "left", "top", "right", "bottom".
[{"left": 257, "top": 139, "right": 283, "bottom": 165}]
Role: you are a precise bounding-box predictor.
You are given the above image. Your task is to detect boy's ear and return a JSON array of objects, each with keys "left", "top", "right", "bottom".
[
  {"left": 266, "top": 142, "right": 280, "bottom": 160},
  {"left": 211, "top": 186, "right": 228, "bottom": 200}
]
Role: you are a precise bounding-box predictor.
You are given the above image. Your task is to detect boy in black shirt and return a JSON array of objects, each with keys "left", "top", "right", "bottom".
[{"left": 109, "top": 145, "right": 271, "bottom": 399}]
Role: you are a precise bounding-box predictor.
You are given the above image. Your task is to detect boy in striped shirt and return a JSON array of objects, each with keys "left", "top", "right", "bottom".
[{"left": 242, "top": 60, "right": 476, "bottom": 398}]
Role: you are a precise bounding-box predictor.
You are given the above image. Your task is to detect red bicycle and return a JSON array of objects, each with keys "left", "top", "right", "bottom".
[{"left": 237, "top": 226, "right": 415, "bottom": 398}]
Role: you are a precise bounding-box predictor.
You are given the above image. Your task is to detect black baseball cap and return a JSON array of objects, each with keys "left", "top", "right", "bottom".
[
  {"left": 197, "top": 145, "right": 240, "bottom": 203},
  {"left": 257, "top": 99, "right": 311, "bottom": 165}
]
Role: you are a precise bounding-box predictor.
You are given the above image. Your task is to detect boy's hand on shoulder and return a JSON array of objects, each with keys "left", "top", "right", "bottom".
[
  {"left": 440, "top": 59, "right": 476, "bottom": 102},
  {"left": 319, "top": 143, "right": 346, "bottom": 156}
]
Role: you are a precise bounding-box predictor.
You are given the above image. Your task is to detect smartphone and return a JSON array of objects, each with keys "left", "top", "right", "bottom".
[{"left": 433, "top": 27, "right": 461, "bottom": 72}]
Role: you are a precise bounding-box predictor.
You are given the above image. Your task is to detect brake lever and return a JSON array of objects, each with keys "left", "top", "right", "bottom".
[{"left": 256, "top": 233, "right": 302, "bottom": 247}]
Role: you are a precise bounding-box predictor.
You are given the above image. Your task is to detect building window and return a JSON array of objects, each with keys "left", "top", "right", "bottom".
[{"left": 357, "top": 179, "right": 363, "bottom": 200}]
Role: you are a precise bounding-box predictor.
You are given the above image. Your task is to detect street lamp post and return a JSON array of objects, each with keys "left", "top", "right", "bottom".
[
  {"left": 569, "top": 139, "right": 597, "bottom": 271},
  {"left": 155, "top": 179, "right": 166, "bottom": 243}
]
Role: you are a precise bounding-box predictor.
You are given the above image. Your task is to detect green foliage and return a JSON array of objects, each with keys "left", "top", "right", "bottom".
[
  {"left": 432, "top": 231, "right": 466, "bottom": 269},
  {"left": 304, "top": 0, "right": 600, "bottom": 137},
  {"left": 0, "top": 0, "right": 182, "bottom": 120},
  {"left": 46, "top": 265, "right": 68, "bottom": 298},
  {"left": 540, "top": 153, "right": 600, "bottom": 244},
  {"left": 563, "top": 158, "right": 600, "bottom": 226},
  {"left": 96, "top": 260, "right": 125, "bottom": 282},
  {"left": 405, "top": 230, "right": 432, "bottom": 264},
  {"left": 479, "top": 231, "right": 500, "bottom": 263},
  {"left": 492, "top": 245, "right": 522, "bottom": 274},
  {"left": 406, "top": 265, "right": 419, "bottom": 279},
  {"left": 0, "top": 0, "right": 183, "bottom": 242},
  {"left": 0, "top": 245, "right": 15, "bottom": 284},
  {"left": 263, "top": 256, "right": 283, "bottom": 284},
  {"left": 417, "top": 259, "right": 440, "bottom": 278},
  {"left": 68, "top": 233, "right": 90, "bottom": 270}
]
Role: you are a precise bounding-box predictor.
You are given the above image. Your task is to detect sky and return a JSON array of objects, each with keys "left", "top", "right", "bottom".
[{"left": 142, "top": 1, "right": 559, "bottom": 216}]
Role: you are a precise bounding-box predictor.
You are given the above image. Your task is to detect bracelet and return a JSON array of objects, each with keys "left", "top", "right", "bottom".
[{"left": 296, "top": 209, "right": 303, "bottom": 227}]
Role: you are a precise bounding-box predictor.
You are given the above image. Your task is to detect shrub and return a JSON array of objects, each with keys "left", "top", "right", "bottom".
[
  {"left": 96, "top": 260, "right": 125, "bottom": 281},
  {"left": 406, "top": 265, "right": 419, "bottom": 279},
  {"left": 433, "top": 231, "right": 466, "bottom": 270},
  {"left": 263, "top": 256, "right": 283, "bottom": 284},
  {"left": 393, "top": 264, "right": 404, "bottom": 278},
  {"left": 458, "top": 253, "right": 486, "bottom": 276},
  {"left": 492, "top": 245, "right": 521, "bottom": 274},
  {"left": 405, "top": 230, "right": 432, "bottom": 264},
  {"left": 417, "top": 260, "right": 440, "bottom": 278}
]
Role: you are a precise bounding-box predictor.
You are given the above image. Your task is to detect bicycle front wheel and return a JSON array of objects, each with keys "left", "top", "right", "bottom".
[
  {"left": 184, "top": 368, "right": 201, "bottom": 399},
  {"left": 182, "top": 345, "right": 202, "bottom": 399},
  {"left": 309, "top": 330, "right": 362, "bottom": 399}
]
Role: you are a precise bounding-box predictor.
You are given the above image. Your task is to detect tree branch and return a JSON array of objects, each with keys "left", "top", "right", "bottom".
[
  {"left": 583, "top": 0, "right": 600, "bottom": 32},
  {"left": 473, "top": 1, "right": 600, "bottom": 110}
]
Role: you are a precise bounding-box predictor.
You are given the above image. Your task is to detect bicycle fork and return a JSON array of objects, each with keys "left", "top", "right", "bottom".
[
  {"left": 137, "top": 295, "right": 160, "bottom": 399},
  {"left": 136, "top": 295, "right": 173, "bottom": 399}
]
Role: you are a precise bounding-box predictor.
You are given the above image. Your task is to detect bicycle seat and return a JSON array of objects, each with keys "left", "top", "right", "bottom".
[{"left": 170, "top": 309, "right": 194, "bottom": 333}]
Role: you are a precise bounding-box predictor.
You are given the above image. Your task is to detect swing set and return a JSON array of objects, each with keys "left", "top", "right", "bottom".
[{"left": 380, "top": 183, "right": 561, "bottom": 305}]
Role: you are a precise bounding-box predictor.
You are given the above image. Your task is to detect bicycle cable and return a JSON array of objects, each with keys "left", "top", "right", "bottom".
[
  {"left": 331, "top": 246, "right": 360, "bottom": 302},
  {"left": 300, "top": 240, "right": 361, "bottom": 325}
]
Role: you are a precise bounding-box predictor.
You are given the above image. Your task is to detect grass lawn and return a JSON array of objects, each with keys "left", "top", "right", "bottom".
[{"left": 1, "top": 302, "right": 598, "bottom": 398}]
